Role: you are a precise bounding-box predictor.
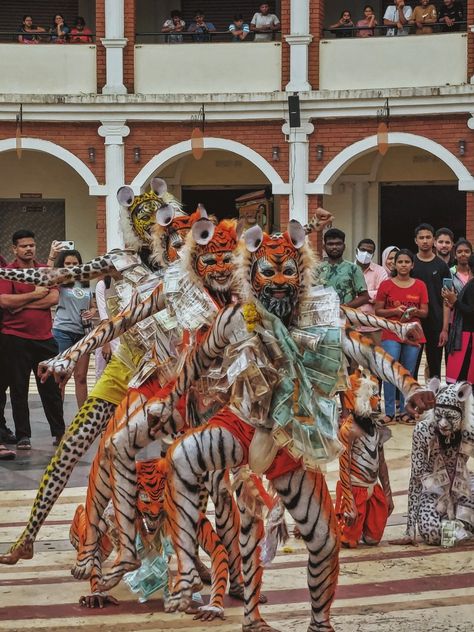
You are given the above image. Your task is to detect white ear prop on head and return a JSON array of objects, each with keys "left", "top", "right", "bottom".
[
  {"left": 156, "top": 205, "right": 175, "bottom": 227},
  {"left": 192, "top": 219, "right": 215, "bottom": 245},
  {"left": 427, "top": 377, "right": 441, "bottom": 395},
  {"left": 150, "top": 177, "right": 167, "bottom": 196},
  {"left": 244, "top": 225, "right": 263, "bottom": 252},
  {"left": 454, "top": 381, "right": 472, "bottom": 402},
  {"left": 117, "top": 185, "right": 135, "bottom": 207},
  {"left": 287, "top": 220, "right": 306, "bottom": 249},
  {"left": 197, "top": 203, "right": 208, "bottom": 219}
]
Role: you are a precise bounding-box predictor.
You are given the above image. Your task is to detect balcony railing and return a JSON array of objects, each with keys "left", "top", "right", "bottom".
[
  {"left": 135, "top": 38, "right": 282, "bottom": 94},
  {"left": 0, "top": 42, "right": 97, "bottom": 95},
  {"left": 319, "top": 31, "right": 468, "bottom": 91}
]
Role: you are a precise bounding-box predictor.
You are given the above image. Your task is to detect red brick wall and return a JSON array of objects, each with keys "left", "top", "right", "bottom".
[
  {"left": 0, "top": 122, "right": 105, "bottom": 183},
  {"left": 124, "top": 0, "right": 135, "bottom": 93},
  {"left": 309, "top": 115, "right": 474, "bottom": 181},
  {"left": 468, "top": 0, "right": 474, "bottom": 80},
  {"left": 96, "top": 0, "right": 106, "bottom": 91},
  {"left": 309, "top": 0, "right": 324, "bottom": 89},
  {"left": 96, "top": 196, "right": 107, "bottom": 253},
  {"left": 281, "top": 1, "right": 290, "bottom": 88},
  {"left": 124, "top": 121, "right": 289, "bottom": 183},
  {"left": 466, "top": 192, "right": 474, "bottom": 244}
]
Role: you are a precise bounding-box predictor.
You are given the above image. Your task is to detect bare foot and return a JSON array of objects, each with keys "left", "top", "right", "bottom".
[
  {"left": 388, "top": 535, "right": 418, "bottom": 547},
  {"left": 192, "top": 605, "right": 225, "bottom": 621},
  {"left": 0, "top": 539, "right": 33, "bottom": 565},
  {"left": 71, "top": 555, "right": 95, "bottom": 580},
  {"left": 242, "top": 620, "right": 281, "bottom": 632},
  {"left": 79, "top": 593, "right": 119, "bottom": 608}
]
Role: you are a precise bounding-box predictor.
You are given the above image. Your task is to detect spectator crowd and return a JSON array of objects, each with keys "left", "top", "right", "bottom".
[
  {"left": 17, "top": 14, "right": 92, "bottom": 43},
  {"left": 329, "top": 0, "right": 465, "bottom": 37}
]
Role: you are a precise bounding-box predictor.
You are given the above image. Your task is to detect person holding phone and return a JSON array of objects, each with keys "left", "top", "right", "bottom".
[
  {"left": 330, "top": 10, "right": 354, "bottom": 38},
  {"left": 375, "top": 249, "right": 428, "bottom": 425},
  {"left": 442, "top": 254, "right": 474, "bottom": 383},
  {"left": 52, "top": 249, "right": 96, "bottom": 408}
]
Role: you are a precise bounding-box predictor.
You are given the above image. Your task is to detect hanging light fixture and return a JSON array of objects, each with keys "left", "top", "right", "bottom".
[{"left": 272, "top": 146, "right": 280, "bottom": 161}]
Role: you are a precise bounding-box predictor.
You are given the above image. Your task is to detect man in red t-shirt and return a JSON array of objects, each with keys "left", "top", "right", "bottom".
[{"left": 0, "top": 230, "right": 65, "bottom": 449}]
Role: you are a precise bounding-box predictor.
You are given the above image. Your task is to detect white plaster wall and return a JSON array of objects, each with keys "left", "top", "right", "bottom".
[
  {"left": 0, "top": 45, "right": 96, "bottom": 95},
  {"left": 0, "top": 151, "right": 97, "bottom": 262},
  {"left": 319, "top": 33, "right": 467, "bottom": 90},
  {"left": 135, "top": 42, "right": 282, "bottom": 94}
]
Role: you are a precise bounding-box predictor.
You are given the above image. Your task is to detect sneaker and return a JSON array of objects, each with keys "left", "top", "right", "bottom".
[
  {"left": 16, "top": 437, "right": 31, "bottom": 450},
  {"left": 0, "top": 427, "right": 17, "bottom": 444},
  {"left": 52, "top": 435, "right": 64, "bottom": 447}
]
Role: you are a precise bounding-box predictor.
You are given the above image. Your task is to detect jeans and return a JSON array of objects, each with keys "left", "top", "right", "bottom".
[
  {"left": 53, "top": 328, "right": 84, "bottom": 353},
  {"left": 381, "top": 339, "right": 421, "bottom": 417}
]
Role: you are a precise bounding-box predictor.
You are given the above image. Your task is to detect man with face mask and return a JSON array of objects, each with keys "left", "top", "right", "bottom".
[{"left": 354, "top": 238, "right": 389, "bottom": 345}]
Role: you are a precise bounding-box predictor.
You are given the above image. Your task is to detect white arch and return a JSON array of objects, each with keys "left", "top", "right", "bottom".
[
  {"left": 0, "top": 137, "right": 104, "bottom": 195},
  {"left": 307, "top": 132, "right": 474, "bottom": 194},
  {"left": 130, "top": 138, "right": 290, "bottom": 194}
]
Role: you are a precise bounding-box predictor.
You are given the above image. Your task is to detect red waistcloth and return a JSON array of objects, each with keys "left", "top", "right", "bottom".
[
  {"left": 135, "top": 376, "right": 187, "bottom": 421},
  {"left": 335, "top": 481, "right": 388, "bottom": 548},
  {"left": 208, "top": 407, "right": 301, "bottom": 481},
  {"left": 0, "top": 260, "right": 54, "bottom": 340}
]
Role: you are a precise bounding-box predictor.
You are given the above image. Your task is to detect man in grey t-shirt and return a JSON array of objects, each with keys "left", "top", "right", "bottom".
[{"left": 251, "top": 3, "right": 280, "bottom": 42}]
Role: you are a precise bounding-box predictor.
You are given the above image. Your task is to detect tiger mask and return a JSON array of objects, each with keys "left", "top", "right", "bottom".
[
  {"left": 182, "top": 217, "right": 240, "bottom": 303},
  {"left": 117, "top": 177, "right": 182, "bottom": 250},
  {"left": 151, "top": 204, "right": 207, "bottom": 267},
  {"left": 241, "top": 220, "right": 315, "bottom": 325}
]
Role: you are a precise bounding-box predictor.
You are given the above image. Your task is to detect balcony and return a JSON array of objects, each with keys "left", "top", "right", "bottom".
[
  {"left": 135, "top": 42, "right": 282, "bottom": 95},
  {"left": 319, "top": 33, "right": 468, "bottom": 92},
  {"left": 0, "top": 44, "right": 97, "bottom": 95}
]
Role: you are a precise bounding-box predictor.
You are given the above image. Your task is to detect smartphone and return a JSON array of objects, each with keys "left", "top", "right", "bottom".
[
  {"left": 58, "top": 240, "right": 75, "bottom": 250},
  {"left": 442, "top": 278, "right": 454, "bottom": 290}
]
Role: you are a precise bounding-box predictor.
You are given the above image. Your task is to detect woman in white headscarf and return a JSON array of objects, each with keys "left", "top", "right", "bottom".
[{"left": 381, "top": 245, "right": 399, "bottom": 275}]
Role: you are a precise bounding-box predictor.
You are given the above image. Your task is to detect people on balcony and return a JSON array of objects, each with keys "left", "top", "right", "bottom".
[
  {"left": 162, "top": 10, "right": 185, "bottom": 44},
  {"left": 329, "top": 10, "right": 355, "bottom": 38},
  {"left": 187, "top": 11, "right": 216, "bottom": 42},
  {"left": 356, "top": 5, "right": 378, "bottom": 38},
  {"left": 49, "top": 14, "right": 70, "bottom": 44},
  {"left": 70, "top": 16, "right": 93, "bottom": 43},
  {"left": 17, "top": 15, "right": 45, "bottom": 44},
  {"left": 438, "top": 0, "right": 464, "bottom": 32},
  {"left": 250, "top": 3, "right": 280, "bottom": 42},
  {"left": 410, "top": 0, "right": 438, "bottom": 34},
  {"left": 229, "top": 14, "right": 250, "bottom": 41},
  {"left": 383, "top": 0, "right": 413, "bottom": 36}
]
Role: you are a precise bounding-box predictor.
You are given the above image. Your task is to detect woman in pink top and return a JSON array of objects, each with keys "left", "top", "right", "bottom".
[{"left": 356, "top": 5, "right": 378, "bottom": 37}]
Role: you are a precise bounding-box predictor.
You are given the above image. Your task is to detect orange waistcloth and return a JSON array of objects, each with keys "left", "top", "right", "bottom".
[
  {"left": 335, "top": 481, "right": 388, "bottom": 548},
  {"left": 134, "top": 376, "right": 186, "bottom": 420},
  {"left": 208, "top": 407, "right": 301, "bottom": 481}
]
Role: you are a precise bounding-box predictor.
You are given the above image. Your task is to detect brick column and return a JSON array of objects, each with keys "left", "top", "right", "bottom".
[
  {"left": 468, "top": 3, "right": 474, "bottom": 82},
  {"left": 466, "top": 192, "right": 474, "bottom": 244},
  {"left": 281, "top": 1, "right": 290, "bottom": 88},
  {"left": 96, "top": 0, "right": 106, "bottom": 91},
  {"left": 309, "top": 0, "right": 324, "bottom": 90},
  {"left": 124, "top": 0, "right": 136, "bottom": 93},
  {"left": 96, "top": 196, "right": 107, "bottom": 254}
]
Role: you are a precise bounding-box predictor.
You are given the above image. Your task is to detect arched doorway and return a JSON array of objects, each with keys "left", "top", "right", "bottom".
[
  {"left": 132, "top": 138, "right": 289, "bottom": 231},
  {"left": 307, "top": 133, "right": 474, "bottom": 258},
  {"left": 0, "top": 140, "right": 100, "bottom": 263}
]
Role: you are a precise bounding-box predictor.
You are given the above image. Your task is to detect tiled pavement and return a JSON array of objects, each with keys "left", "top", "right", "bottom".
[{"left": 0, "top": 389, "right": 473, "bottom": 632}]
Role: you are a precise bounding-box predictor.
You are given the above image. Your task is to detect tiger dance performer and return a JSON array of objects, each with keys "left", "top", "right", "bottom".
[
  {"left": 115, "top": 220, "right": 434, "bottom": 632},
  {"left": 70, "top": 458, "right": 229, "bottom": 617},
  {"left": 336, "top": 369, "right": 393, "bottom": 549},
  {"left": 73, "top": 217, "right": 247, "bottom": 607},
  {"left": 390, "top": 379, "right": 474, "bottom": 547},
  {"left": 0, "top": 178, "right": 194, "bottom": 567}
]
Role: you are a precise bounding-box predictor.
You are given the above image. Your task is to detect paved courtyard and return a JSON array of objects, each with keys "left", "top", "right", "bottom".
[{"left": 0, "top": 391, "right": 473, "bottom": 632}]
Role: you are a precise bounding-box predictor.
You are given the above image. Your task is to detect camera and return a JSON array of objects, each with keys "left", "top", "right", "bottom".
[{"left": 58, "top": 240, "right": 75, "bottom": 250}]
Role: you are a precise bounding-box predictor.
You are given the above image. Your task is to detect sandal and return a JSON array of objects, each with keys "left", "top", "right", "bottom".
[
  {"left": 16, "top": 438, "right": 31, "bottom": 450},
  {"left": 397, "top": 414, "right": 416, "bottom": 426},
  {"left": 380, "top": 415, "right": 396, "bottom": 426},
  {"left": 0, "top": 444, "right": 16, "bottom": 460}
]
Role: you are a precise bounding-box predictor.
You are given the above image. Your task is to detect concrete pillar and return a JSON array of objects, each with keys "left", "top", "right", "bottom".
[
  {"left": 102, "top": 0, "right": 127, "bottom": 94},
  {"left": 282, "top": 118, "right": 314, "bottom": 224},
  {"left": 285, "top": 0, "right": 312, "bottom": 92},
  {"left": 98, "top": 120, "right": 130, "bottom": 249}
]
